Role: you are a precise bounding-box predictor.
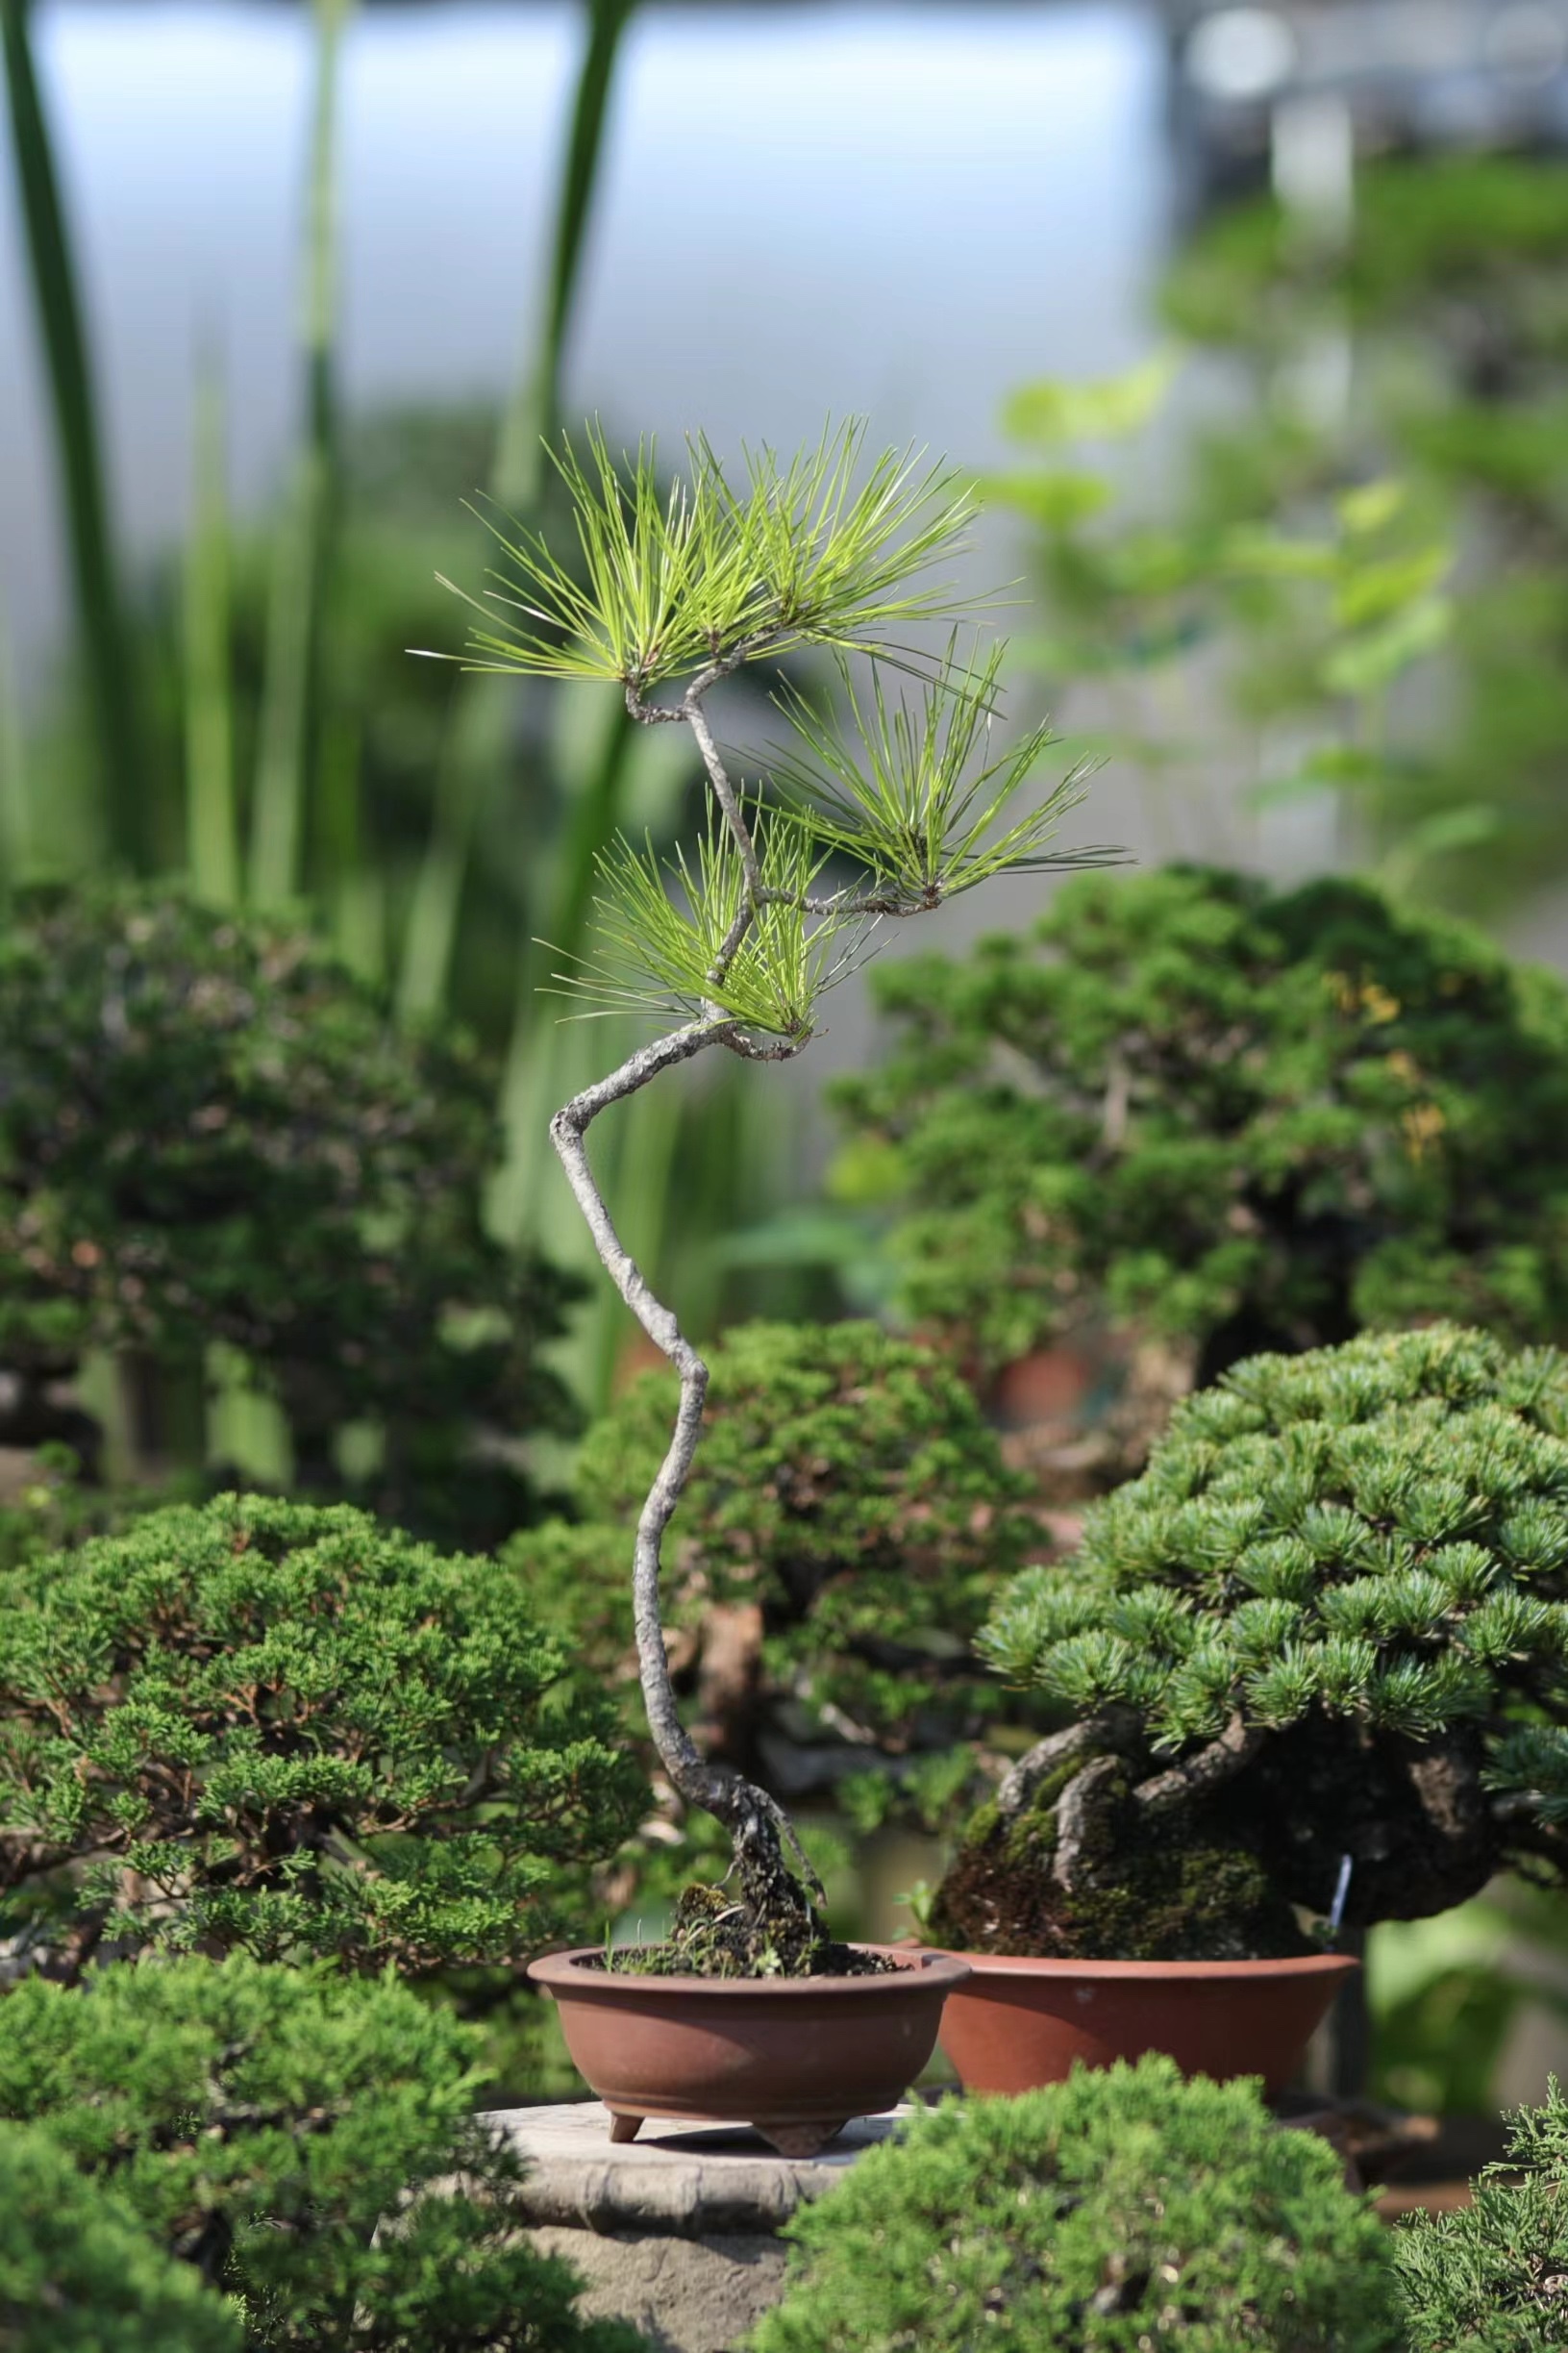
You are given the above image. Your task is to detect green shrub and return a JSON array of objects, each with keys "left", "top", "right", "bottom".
[
  {"left": 935, "top": 1325, "right": 1568, "bottom": 1958},
  {"left": 516, "top": 1319, "right": 1038, "bottom": 1766},
  {"left": 835, "top": 868, "right": 1568, "bottom": 1394},
  {"left": 0, "top": 883, "right": 578, "bottom": 1546},
  {"left": 0, "top": 2119, "right": 241, "bottom": 2352},
  {"left": 0, "top": 1955, "right": 645, "bottom": 2352},
  {"left": 0, "top": 1493, "right": 642, "bottom": 1974},
  {"left": 1395, "top": 2075, "right": 1568, "bottom": 2350},
  {"left": 753, "top": 2055, "right": 1403, "bottom": 2353}
]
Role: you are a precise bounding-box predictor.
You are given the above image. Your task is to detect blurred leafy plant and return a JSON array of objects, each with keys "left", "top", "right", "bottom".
[
  {"left": 0, "top": 883, "right": 578, "bottom": 1546},
  {"left": 1395, "top": 2074, "right": 1568, "bottom": 2351},
  {"left": 513, "top": 1319, "right": 1039, "bottom": 1782},
  {"left": 834, "top": 866, "right": 1568, "bottom": 1428}
]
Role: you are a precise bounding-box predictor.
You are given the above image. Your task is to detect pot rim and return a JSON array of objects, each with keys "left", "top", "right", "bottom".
[
  {"left": 528, "top": 1942, "right": 971, "bottom": 1995},
  {"left": 933, "top": 1947, "right": 1359, "bottom": 1982}
]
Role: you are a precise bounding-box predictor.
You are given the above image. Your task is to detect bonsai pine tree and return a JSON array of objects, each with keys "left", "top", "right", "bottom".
[
  {"left": 451, "top": 423, "right": 1110, "bottom": 1964},
  {"left": 0, "top": 1493, "right": 642, "bottom": 1977},
  {"left": 754, "top": 2054, "right": 1403, "bottom": 2353},
  {"left": 933, "top": 1325, "right": 1568, "bottom": 1961},
  {"left": 0, "top": 883, "right": 577, "bottom": 1546},
  {"left": 0, "top": 1957, "right": 647, "bottom": 2353},
  {"left": 834, "top": 865, "right": 1568, "bottom": 1442},
  {"left": 1395, "top": 2076, "right": 1568, "bottom": 2352},
  {"left": 514, "top": 1318, "right": 1038, "bottom": 1781},
  {"left": 0, "top": 2122, "right": 241, "bottom": 2353}
]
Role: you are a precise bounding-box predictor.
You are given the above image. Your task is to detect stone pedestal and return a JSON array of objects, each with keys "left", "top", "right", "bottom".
[{"left": 485, "top": 2100, "right": 913, "bottom": 2353}]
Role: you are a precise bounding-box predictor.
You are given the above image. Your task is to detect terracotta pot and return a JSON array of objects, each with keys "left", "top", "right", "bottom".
[
  {"left": 937, "top": 1950, "right": 1358, "bottom": 2099},
  {"left": 528, "top": 1944, "right": 970, "bottom": 2156}
]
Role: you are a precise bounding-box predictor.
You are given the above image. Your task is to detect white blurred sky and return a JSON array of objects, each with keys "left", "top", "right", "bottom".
[{"left": 0, "top": 2, "right": 1171, "bottom": 668}]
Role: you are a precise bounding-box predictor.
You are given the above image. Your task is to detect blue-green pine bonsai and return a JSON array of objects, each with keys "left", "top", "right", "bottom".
[{"left": 933, "top": 1325, "right": 1568, "bottom": 1960}]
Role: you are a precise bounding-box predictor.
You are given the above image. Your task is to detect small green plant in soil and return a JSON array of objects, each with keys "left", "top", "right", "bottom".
[
  {"left": 834, "top": 865, "right": 1568, "bottom": 1474},
  {"left": 0, "top": 1954, "right": 647, "bottom": 2353},
  {"left": 752, "top": 2053, "right": 1403, "bottom": 2353},
  {"left": 0, "top": 882, "right": 577, "bottom": 1548},
  {"left": 0, "top": 1492, "right": 642, "bottom": 1978},
  {"left": 450, "top": 421, "right": 1113, "bottom": 1973},
  {"left": 931, "top": 1324, "right": 1568, "bottom": 1961},
  {"left": 513, "top": 1318, "right": 1039, "bottom": 1787},
  {"left": 1394, "top": 2074, "right": 1568, "bottom": 2351}
]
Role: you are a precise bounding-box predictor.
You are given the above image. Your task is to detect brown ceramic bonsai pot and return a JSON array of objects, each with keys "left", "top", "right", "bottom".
[
  {"left": 936, "top": 1950, "right": 1358, "bottom": 2099},
  {"left": 528, "top": 1943, "right": 970, "bottom": 2156}
]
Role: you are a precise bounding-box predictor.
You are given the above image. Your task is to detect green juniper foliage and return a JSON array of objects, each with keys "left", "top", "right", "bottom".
[
  {"left": 0, "top": 883, "right": 577, "bottom": 1547},
  {"left": 935, "top": 1326, "right": 1568, "bottom": 1959},
  {"left": 0, "top": 1494, "right": 642, "bottom": 1975},
  {"left": 752, "top": 2055, "right": 1404, "bottom": 2353},
  {"left": 515, "top": 1320, "right": 1038, "bottom": 1769},
  {"left": 0, "top": 2120, "right": 241, "bottom": 2353},
  {"left": 834, "top": 866, "right": 1568, "bottom": 1398},
  {"left": 451, "top": 421, "right": 1111, "bottom": 1967},
  {"left": 1395, "top": 2075, "right": 1568, "bottom": 2350},
  {"left": 0, "top": 1956, "right": 647, "bottom": 2353}
]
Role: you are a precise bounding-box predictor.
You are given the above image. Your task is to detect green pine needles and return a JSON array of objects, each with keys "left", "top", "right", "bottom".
[
  {"left": 0, "top": 1493, "right": 642, "bottom": 1975},
  {"left": 456, "top": 422, "right": 1111, "bottom": 1964},
  {"left": 1395, "top": 2075, "right": 1568, "bottom": 2351},
  {"left": 0, "top": 1957, "right": 646, "bottom": 2353},
  {"left": 934, "top": 1325, "right": 1568, "bottom": 1959},
  {"left": 753, "top": 2055, "right": 1403, "bottom": 2353}
]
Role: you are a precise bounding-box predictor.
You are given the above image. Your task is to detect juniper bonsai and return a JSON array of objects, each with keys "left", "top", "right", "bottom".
[
  {"left": 753, "top": 2053, "right": 1403, "bottom": 2353},
  {"left": 0, "top": 1956, "right": 647, "bottom": 2353},
  {"left": 1394, "top": 2075, "right": 1568, "bottom": 2351},
  {"left": 452, "top": 423, "right": 1110, "bottom": 1967},
  {"left": 516, "top": 1318, "right": 1038, "bottom": 1782},
  {"left": 0, "top": 882, "right": 577, "bottom": 1546},
  {"left": 835, "top": 866, "right": 1568, "bottom": 1426},
  {"left": 932, "top": 1325, "right": 1568, "bottom": 1961},
  {"left": 0, "top": 1493, "right": 642, "bottom": 1977},
  {"left": 0, "top": 2121, "right": 242, "bottom": 2353}
]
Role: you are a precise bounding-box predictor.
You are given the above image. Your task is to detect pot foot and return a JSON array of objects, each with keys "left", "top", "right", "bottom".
[
  {"left": 608, "top": 2113, "right": 643, "bottom": 2144},
  {"left": 759, "top": 2120, "right": 849, "bottom": 2158}
]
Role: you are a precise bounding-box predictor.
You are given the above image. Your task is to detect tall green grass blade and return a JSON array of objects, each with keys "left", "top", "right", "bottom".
[
  {"left": 2, "top": 0, "right": 149, "bottom": 859},
  {"left": 0, "top": 595, "right": 30, "bottom": 892},
  {"left": 493, "top": 0, "right": 636, "bottom": 513},
  {"left": 249, "top": 0, "right": 352, "bottom": 908},
  {"left": 183, "top": 360, "right": 239, "bottom": 906},
  {"left": 394, "top": 679, "right": 507, "bottom": 1026}
]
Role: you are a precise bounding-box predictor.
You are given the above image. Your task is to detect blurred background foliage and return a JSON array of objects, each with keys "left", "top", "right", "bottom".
[{"left": 12, "top": 0, "right": 1568, "bottom": 2127}]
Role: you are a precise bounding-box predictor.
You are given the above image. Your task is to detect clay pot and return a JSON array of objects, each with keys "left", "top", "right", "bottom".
[
  {"left": 528, "top": 1944, "right": 970, "bottom": 2156},
  {"left": 937, "top": 1950, "right": 1358, "bottom": 2099}
]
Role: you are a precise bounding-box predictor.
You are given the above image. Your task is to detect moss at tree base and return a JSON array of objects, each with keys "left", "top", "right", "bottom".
[{"left": 928, "top": 1774, "right": 1314, "bottom": 1963}]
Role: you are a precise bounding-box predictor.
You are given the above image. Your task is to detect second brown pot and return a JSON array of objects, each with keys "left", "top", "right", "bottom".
[
  {"left": 936, "top": 1949, "right": 1358, "bottom": 2098},
  {"left": 529, "top": 1943, "right": 970, "bottom": 2156}
]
